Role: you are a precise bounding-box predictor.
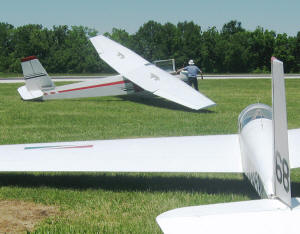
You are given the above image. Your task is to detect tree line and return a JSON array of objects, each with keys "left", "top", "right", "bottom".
[{"left": 0, "top": 20, "right": 299, "bottom": 74}]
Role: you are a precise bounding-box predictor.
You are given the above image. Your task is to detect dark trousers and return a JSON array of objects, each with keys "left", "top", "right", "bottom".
[{"left": 187, "top": 77, "right": 198, "bottom": 90}]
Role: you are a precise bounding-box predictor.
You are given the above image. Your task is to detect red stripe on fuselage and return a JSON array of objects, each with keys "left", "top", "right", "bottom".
[{"left": 58, "top": 80, "right": 128, "bottom": 93}]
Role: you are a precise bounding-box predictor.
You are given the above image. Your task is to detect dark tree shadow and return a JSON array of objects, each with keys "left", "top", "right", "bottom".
[{"left": 0, "top": 172, "right": 258, "bottom": 199}]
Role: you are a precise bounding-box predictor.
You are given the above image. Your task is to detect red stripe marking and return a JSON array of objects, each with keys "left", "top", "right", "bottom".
[
  {"left": 25, "top": 145, "right": 94, "bottom": 150},
  {"left": 56, "top": 145, "right": 94, "bottom": 149},
  {"left": 21, "top": 56, "right": 37, "bottom": 62},
  {"left": 58, "top": 80, "right": 128, "bottom": 93}
]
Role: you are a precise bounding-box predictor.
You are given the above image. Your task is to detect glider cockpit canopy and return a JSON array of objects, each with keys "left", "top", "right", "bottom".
[{"left": 238, "top": 103, "right": 272, "bottom": 132}]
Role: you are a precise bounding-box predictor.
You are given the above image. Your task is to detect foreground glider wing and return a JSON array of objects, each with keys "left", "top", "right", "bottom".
[
  {"left": 1, "top": 130, "right": 299, "bottom": 172},
  {"left": 0, "top": 134, "right": 241, "bottom": 172},
  {"left": 90, "top": 35, "right": 216, "bottom": 110}
]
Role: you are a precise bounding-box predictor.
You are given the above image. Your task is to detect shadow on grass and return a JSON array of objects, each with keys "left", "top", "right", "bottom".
[
  {"left": 53, "top": 94, "right": 215, "bottom": 113},
  {"left": 292, "top": 182, "right": 300, "bottom": 197},
  {"left": 0, "top": 173, "right": 258, "bottom": 198},
  {"left": 120, "top": 95, "right": 215, "bottom": 113}
]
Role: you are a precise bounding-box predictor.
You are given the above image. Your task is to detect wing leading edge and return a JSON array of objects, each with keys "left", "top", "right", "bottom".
[
  {"left": 90, "top": 35, "right": 216, "bottom": 110},
  {"left": 0, "top": 134, "right": 241, "bottom": 172},
  {"left": 1, "top": 129, "right": 299, "bottom": 172}
]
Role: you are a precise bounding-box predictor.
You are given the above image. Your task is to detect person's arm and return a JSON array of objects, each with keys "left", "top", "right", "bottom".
[
  {"left": 197, "top": 67, "right": 204, "bottom": 79},
  {"left": 176, "top": 67, "right": 186, "bottom": 74}
]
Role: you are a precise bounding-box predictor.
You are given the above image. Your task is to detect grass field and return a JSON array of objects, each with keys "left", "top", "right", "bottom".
[{"left": 1, "top": 79, "right": 300, "bottom": 233}]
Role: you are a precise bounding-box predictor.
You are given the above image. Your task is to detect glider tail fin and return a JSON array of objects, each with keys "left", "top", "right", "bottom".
[
  {"left": 18, "top": 56, "right": 55, "bottom": 100},
  {"left": 271, "top": 57, "right": 291, "bottom": 207}
]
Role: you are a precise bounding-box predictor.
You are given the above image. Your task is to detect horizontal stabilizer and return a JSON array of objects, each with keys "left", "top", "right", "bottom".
[
  {"left": 90, "top": 35, "right": 216, "bottom": 110},
  {"left": 157, "top": 198, "right": 300, "bottom": 234},
  {"left": 17, "top": 85, "right": 43, "bottom": 100}
]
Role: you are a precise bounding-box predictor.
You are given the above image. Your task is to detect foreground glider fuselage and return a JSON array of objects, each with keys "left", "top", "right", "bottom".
[
  {"left": 3, "top": 57, "right": 300, "bottom": 233},
  {"left": 157, "top": 57, "right": 300, "bottom": 234},
  {"left": 17, "top": 36, "right": 216, "bottom": 110}
]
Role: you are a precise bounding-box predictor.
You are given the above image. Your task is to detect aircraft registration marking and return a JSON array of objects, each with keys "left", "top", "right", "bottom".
[
  {"left": 246, "top": 171, "right": 267, "bottom": 198},
  {"left": 275, "top": 151, "right": 290, "bottom": 193},
  {"left": 117, "top": 52, "right": 125, "bottom": 59},
  {"left": 150, "top": 73, "right": 160, "bottom": 81}
]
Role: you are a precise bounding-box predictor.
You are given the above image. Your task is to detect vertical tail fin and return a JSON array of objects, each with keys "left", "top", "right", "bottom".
[
  {"left": 18, "top": 56, "right": 55, "bottom": 100},
  {"left": 272, "top": 57, "right": 291, "bottom": 207},
  {"left": 21, "top": 56, "right": 55, "bottom": 91}
]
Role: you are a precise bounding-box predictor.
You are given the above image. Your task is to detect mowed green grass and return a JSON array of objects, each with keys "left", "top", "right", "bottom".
[
  {"left": 0, "top": 79, "right": 300, "bottom": 233},
  {"left": 0, "top": 72, "right": 22, "bottom": 78}
]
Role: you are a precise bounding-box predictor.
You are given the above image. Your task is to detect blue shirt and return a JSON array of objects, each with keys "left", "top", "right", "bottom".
[{"left": 184, "top": 65, "right": 201, "bottom": 78}]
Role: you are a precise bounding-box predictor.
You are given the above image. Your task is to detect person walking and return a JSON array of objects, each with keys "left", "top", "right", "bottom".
[{"left": 177, "top": 60, "right": 203, "bottom": 91}]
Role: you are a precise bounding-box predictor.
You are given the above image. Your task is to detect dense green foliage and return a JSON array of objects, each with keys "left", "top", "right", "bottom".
[{"left": 0, "top": 20, "right": 299, "bottom": 74}]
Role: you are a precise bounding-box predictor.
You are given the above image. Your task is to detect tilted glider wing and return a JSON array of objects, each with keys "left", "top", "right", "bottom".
[{"left": 90, "top": 35, "right": 216, "bottom": 110}]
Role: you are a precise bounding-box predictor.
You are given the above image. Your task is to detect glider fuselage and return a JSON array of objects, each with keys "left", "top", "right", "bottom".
[
  {"left": 238, "top": 103, "right": 274, "bottom": 198},
  {"left": 18, "top": 60, "right": 192, "bottom": 102},
  {"left": 39, "top": 73, "right": 187, "bottom": 101}
]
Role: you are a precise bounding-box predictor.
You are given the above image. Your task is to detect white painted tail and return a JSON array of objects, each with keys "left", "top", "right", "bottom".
[
  {"left": 272, "top": 57, "right": 291, "bottom": 207},
  {"left": 18, "top": 56, "right": 55, "bottom": 100}
]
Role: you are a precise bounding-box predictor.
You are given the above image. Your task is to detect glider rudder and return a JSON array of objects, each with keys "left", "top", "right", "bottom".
[
  {"left": 271, "top": 57, "right": 291, "bottom": 207},
  {"left": 18, "top": 56, "right": 55, "bottom": 100}
]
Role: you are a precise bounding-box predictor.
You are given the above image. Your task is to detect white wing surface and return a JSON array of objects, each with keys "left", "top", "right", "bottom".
[
  {"left": 90, "top": 35, "right": 216, "bottom": 110},
  {"left": 0, "top": 134, "right": 242, "bottom": 172}
]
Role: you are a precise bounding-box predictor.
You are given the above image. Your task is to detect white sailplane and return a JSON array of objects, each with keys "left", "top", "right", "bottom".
[
  {"left": 17, "top": 35, "right": 216, "bottom": 110},
  {"left": 3, "top": 56, "right": 300, "bottom": 233},
  {"left": 156, "top": 57, "right": 300, "bottom": 234}
]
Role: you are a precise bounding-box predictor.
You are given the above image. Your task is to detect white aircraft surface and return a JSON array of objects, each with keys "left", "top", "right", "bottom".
[
  {"left": 1, "top": 57, "right": 299, "bottom": 233},
  {"left": 17, "top": 35, "right": 215, "bottom": 110}
]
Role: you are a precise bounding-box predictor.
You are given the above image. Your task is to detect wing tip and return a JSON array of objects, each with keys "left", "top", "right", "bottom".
[
  {"left": 194, "top": 102, "right": 216, "bottom": 110},
  {"left": 21, "top": 56, "right": 37, "bottom": 62},
  {"left": 271, "top": 56, "right": 283, "bottom": 64}
]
